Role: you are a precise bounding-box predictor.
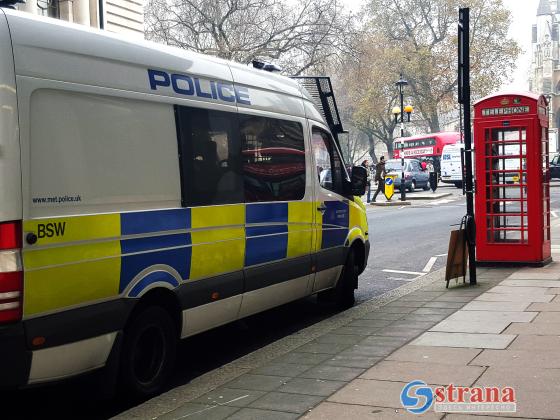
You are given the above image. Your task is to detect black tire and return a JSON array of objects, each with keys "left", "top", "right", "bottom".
[
  {"left": 408, "top": 180, "right": 416, "bottom": 192},
  {"left": 422, "top": 184, "right": 430, "bottom": 191},
  {"left": 120, "top": 306, "right": 177, "bottom": 399},
  {"left": 318, "top": 250, "right": 358, "bottom": 309},
  {"left": 454, "top": 181, "right": 463, "bottom": 189}
]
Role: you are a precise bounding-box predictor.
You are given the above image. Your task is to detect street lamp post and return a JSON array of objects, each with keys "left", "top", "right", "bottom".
[{"left": 392, "top": 74, "right": 413, "bottom": 201}]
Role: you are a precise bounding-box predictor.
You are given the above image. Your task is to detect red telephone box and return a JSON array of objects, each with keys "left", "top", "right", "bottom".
[{"left": 473, "top": 92, "right": 551, "bottom": 266}]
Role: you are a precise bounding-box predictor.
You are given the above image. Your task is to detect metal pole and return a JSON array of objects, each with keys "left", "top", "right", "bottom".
[
  {"left": 400, "top": 84, "right": 406, "bottom": 201},
  {"left": 99, "top": 0, "right": 105, "bottom": 29},
  {"left": 459, "top": 8, "right": 476, "bottom": 285}
]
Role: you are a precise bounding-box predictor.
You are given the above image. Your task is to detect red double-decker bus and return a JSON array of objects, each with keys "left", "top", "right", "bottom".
[{"left": 393, "top": 132, "right": 461, "bottom": 159}]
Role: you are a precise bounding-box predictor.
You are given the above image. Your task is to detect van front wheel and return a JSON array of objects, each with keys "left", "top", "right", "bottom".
[{"left": 120, "top": 306, "right": 177, "bottom": 398}]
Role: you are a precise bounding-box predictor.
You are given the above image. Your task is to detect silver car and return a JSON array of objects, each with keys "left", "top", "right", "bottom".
[{"left": 384, "top": 159, "right": 430, "bottom": 192}]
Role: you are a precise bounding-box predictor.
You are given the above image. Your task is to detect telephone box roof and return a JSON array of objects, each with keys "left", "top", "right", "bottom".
[{"left": 474, "top": 91, "right": 542, "bottom": 106}]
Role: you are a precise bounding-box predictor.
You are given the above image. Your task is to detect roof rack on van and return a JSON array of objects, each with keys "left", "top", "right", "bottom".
[{"left": 291, "top": 76, "right": 345, "bottom": 142}]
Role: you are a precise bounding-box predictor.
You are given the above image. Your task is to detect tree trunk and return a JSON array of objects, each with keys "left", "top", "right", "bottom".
[{"left": 365, "top": 133, "right": 378, "bottom": 164}]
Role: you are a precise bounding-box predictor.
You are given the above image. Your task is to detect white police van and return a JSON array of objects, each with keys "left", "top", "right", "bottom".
[
  {"left": 441, "top": 143, "right": 464, "bottom": 188},
  {"left": 0, "top": 9, "right": 370, "bottom": 396}
]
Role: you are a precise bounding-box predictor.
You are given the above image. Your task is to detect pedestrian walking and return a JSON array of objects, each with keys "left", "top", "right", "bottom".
[
  {"left": 427, "top": 160, "right": 438, "bottom": 192},
  {"left": 361, "top": 160, "right": 372, "bottom": 203},
  {"left": 371, "top": 156, "right": 386, "bottom": 202}
]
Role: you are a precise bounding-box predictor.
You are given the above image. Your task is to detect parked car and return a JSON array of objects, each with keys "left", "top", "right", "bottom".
[
  {"left": 551, "top": 154, "right": 560, "bottom": 179},
  {"left": 384, "top": 158, "right": 430, "bottom": 191}
]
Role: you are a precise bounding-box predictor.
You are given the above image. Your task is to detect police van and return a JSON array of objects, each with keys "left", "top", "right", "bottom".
[
  {"left": 0, "top": 9, "right": 369, "bottom": 395},
  {"left": 440, "top": 143, "right": 464, "bottom": 188}
]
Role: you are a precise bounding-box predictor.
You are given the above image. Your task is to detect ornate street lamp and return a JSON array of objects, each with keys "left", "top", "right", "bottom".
[{"left": 392, "top": 74, "right": 413, "bottom": 201}]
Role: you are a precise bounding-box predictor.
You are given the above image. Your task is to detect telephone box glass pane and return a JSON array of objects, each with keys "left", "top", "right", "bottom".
[{"left": 485, "top": 127, "right": 528, "bottom": 244}]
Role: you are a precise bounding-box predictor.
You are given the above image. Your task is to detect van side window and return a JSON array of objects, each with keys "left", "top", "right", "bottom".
[
  {"left": 312, "top": 127, "right": 344, "bottom": 194},
  {"left": 175, "top": 106, "right": 243, "bottom": 206},
  {"left": 239, "top": 116, "right": 306, "bottom": 202}
]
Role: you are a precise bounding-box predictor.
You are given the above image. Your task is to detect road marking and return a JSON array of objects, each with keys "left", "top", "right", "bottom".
[
  {"left": 422, "top": 256, "right": 438, "bottom": 273},
  {"left": 551, "top": 210, "right": 558, "bottom": 218},
  {"left": 435, "top": 253, "right": 448, "bottom": 257},
  {"left": 382, "top": 269, "right": 425, "bottom": 276},
  {"left": 388, "top": 276, "right": 416, "bottom": 282}
]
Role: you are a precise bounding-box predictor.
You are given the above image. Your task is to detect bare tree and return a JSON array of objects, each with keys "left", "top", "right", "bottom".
[
  {"left": 145, "top": 0, "right": 355, "bottom": 75},
  {"left": 366, "top": 0, "right": 521, "bottom": 132}
]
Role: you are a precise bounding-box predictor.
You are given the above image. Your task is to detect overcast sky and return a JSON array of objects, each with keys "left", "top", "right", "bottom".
[{"left": 342, "top": 0, "right": 540, "bottom": 91}]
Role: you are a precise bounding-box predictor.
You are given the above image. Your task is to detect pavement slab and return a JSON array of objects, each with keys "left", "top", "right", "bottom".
[
  {"left": 531, "top": 311, "right": 560, "bottom": 323},
  {"left": 399, "top": 313, "right": 452, "bottom": 323},
  {"left": 506, "top": 271, "right": 560, "bottom": 280},
  {"left": 487, "top": 285, "right": 552, "bottom": 295},
  {"left": 324, "top": 355, "right": 382, "bottom": 369},
  {"left": 298, "top": 365, "right": 365, "bottom": 381},
  {"left": 422, "top": 301, "right": 467, "bottom": 309},
  {"left": 429, "top": 320, "right": 511, "bottom": 334},
  {"left": 359, "top": 312, "right": 406, "bottom": 321},
  {"left": 277, "top": 377, "right": 346, "bottom": 397},
  {"left": 248, "top": 391, "right": 324, "bottom": 414},
  {"left": 296, "top": 342, "right": 353, "bottom": 355},
  {"left": 474, "top": 293, "right": 554, "bottom": 303},
  {"left": 302, "top": 402, "right": 444, "bottom": 419},
  {"left": 470, "top": 349, "right": 560, "bottom": 369},
  {"left": 508, "top": 334, "right": 560, "bottom": 350},
  {"left": 330, "top": 326, "right": 383, "bottom": 336},
  {"left": 327, "top": 379, "right": 423, "bottom": 408},
  {"left": 193, "top": 388, "right": 267, "bottom": 408},
  {"left": 503, "top": 321, "right": 560, "bottom": 335},
  {"left": 226, "top": 408, "right": 298, "bottom": 420},
  {"left": 359, "top": 360, "right": 484, "bottom": 386},
  {"left": 157, "top": 403, "right": 239, "bottom": 420},
  {"left": 252, "top": 363, "right": 313, "bottom": 377},
  {"left": 502, "top": 279, "right": 560, "bottom": 288},
  {"left": 314, "top": 334, "right": 364, "bottom": 345},
  {"left": 412, "top": 307, "right": 459, "bottom": 315},
  {"left": 347, "top": 319, "right": 394, "bottom": 328},
  {"left": 445, "top": 415, "right": 534, "bottom": 420},
  {"left": 445, "top": 311, "right": 537, "bottom": 323},
  {"left": 461, "top": 301, "right": 531, "bottom": 312},
  {"left": 373, "top": 327, "right": 426, "bottom": 339},
  {"left": 474, "top": 366, "right": 560, "bottom": 392},
  {"left": 273, "top": 352, "right": 332, "bottom": 366},
  {"left": 226, "top": 374, "right": 290, "bottom": 392},
  {"left": 411, "top": 332, "right": 516, "bottom": 349},
  {"left": 385, "top": 345, "right": 482, "bottom": 366}
]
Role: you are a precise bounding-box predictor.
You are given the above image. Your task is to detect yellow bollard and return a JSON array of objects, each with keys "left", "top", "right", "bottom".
[{"left": 384, "top": 174, "right": 397, "bottom": 200}]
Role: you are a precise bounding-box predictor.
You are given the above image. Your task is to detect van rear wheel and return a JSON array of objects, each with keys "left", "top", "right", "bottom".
[
  {"left": 120, "top": 306, "right": 177, "bottom": 399},
  {"left": 318, "top": 250, "right": 357, "bottom": 309}
]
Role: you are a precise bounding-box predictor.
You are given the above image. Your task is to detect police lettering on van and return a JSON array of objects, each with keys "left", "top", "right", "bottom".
[{"left": 148, "top": 69, "right": 251, "bottom": 105}]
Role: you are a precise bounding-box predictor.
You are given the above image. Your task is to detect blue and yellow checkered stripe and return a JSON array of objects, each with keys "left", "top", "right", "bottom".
[{"left": 22, "top": 199, "right": 359, "bottom": 317}]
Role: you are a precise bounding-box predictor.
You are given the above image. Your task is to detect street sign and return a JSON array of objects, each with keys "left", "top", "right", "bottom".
[{"left": 384, "top": 174, "right": 397, "bottom": 200}]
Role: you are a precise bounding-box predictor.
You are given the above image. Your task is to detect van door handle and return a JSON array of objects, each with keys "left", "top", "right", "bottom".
[{"left": 317, "top": 203, "right": 327, "bottom": 213}]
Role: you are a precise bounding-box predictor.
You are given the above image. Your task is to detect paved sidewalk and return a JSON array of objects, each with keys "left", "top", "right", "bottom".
[{"left": 118, "top": 230, "right": 560, "bottom": 420}]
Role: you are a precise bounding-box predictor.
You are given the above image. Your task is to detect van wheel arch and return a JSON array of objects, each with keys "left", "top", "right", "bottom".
[
  {"left": 349, "top": 239, "right": 366, "bottom": 276},
  {"left": 127, "top": 287, "right": 182, "bottom": 340}
]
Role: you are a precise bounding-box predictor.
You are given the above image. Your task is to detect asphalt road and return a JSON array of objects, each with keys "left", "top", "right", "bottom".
[{"left": 7, "top": 184, "right": 560, "bottom": 419}]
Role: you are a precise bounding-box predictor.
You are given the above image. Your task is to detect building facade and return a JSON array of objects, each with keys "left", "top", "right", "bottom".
[
  {"left": 529, "top": 0, "right": 560, "bottom": 152},
  {"left": 16, "top": 0, "right": 143, "bottom": 38}
]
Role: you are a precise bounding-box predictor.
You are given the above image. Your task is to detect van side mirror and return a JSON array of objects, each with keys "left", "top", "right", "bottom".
[{"left": 349, "top": 166, "right": 367, "bottom": 196}]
